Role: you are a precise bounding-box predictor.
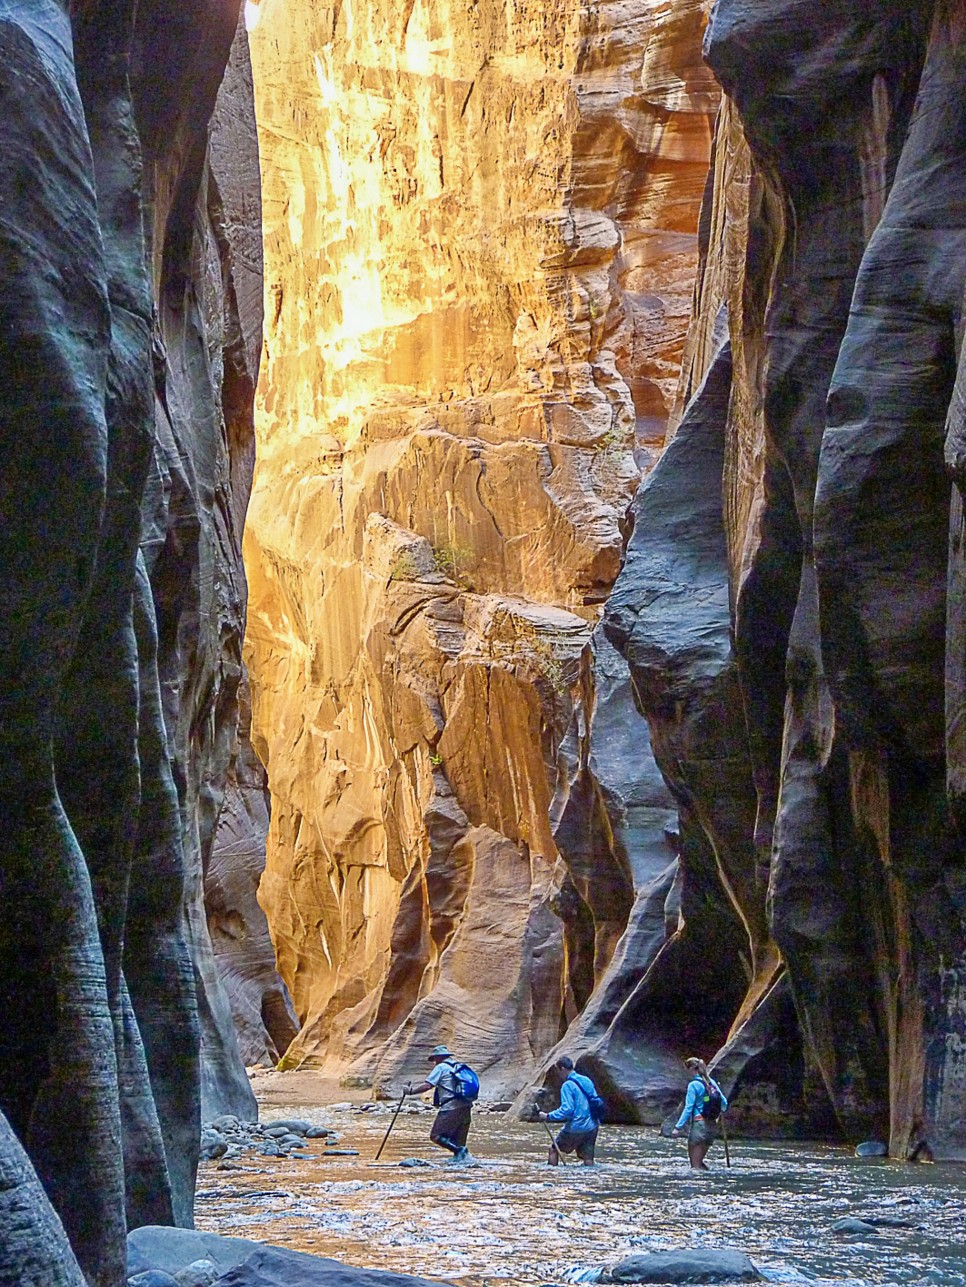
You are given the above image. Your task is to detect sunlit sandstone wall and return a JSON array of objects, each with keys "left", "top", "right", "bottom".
[{"left": 244, "top": 0, "right": 716, "bottom": 1091}]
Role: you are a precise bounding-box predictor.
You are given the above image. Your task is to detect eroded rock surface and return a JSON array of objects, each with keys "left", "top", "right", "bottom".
[
  {"left": 244, "top": 0, "right": 716, "bottom": 1090},
  {"left": 606, "top": 0, "right": 966, "bottom": 1156},
  {"left": 207, "top": 675, "right": 299, "bottom": 1068},
  {"left": 0, "top": 1, "right": 262, "bottom": 1279}
]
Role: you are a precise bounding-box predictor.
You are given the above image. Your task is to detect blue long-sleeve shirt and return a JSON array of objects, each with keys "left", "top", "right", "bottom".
[
  {"left": 548, "top": 1073, "right": 598, "bottom": 1133},
  {"left": 675, "top": 1076, "right": 727, "bottom": 1130}
]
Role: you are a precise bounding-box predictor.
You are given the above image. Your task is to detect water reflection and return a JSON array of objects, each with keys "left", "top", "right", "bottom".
[{"left": 196, "top": 1106, "right": 966, "bottom": 1286}]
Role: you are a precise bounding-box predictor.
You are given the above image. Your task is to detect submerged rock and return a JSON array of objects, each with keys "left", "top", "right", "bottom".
[
  {"left": 853, "top": 1214, "right": 924, "bottom": 1230},
  {"left": 854, "top": 1141, "right": 888, "bottom": 1158},
  {"left": 830, "top": 1218, "right": 879, "bottom": 1237},
  {"left": 604, "top": 1250, "right": 761, "bottom": 1284}
]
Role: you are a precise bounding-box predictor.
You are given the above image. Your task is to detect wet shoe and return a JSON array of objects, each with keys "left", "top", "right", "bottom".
[{"left": 453, "top": 1147, "right": 471, "bottom": 1164}]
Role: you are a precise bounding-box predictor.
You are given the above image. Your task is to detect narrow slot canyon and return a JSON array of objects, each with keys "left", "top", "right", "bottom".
[{"left": 4, "top": 2, "right": 966, "bottom": 1285}]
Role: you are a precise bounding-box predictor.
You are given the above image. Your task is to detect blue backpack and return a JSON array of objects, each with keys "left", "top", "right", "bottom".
[
  {"left": 452, "top": 1061, "right": 480, "bottom": 1102},
  {"left": 570, "top": 1073, "right": 605, "bottom": 1123}
]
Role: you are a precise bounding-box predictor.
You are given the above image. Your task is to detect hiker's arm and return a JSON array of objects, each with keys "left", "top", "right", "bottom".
[
  {"left": 717, "top": 1083, "right": 728, "bottom": 1113},
  {"left": 544, "top": 1081, "right": 575, "bottom": 1123},
  {"left": 671, "top": 1084, "right": 696, "bottom": 1134},
  {"left": 405, "top": 1080, "right": 433, "bottom": 1095}
]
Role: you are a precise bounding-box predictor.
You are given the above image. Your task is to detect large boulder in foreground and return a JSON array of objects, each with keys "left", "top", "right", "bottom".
[
  {"left": 128, "top": 1228, "right": 455, "bottom": 1287},
  {"left": 127, "top": 1227, "right": 258, "bottom": 1279},
  {"left": 215, "top": 1247, "right": 455, "bottom": 1287}
]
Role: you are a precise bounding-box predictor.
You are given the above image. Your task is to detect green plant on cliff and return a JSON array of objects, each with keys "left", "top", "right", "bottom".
[
  {"left": 600, "top": 418, "right": 630, "bottom": 458},
  {"left": 388, "top": 551, "right": 418, "bottom": 582},
  {"left": 432, "top": 541, "right": 473, "bottom": 587},
  {"left": 526, "top": 632, "right": 569, "bottom": 698}
]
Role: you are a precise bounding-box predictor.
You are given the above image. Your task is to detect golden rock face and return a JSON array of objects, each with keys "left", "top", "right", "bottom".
[{"left": 244, "top": 0, "right": 715, "bottom": 1090}]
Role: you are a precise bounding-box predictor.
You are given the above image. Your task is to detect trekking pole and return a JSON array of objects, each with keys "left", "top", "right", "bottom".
[
  {"left": 541, "top": 1118, "right": 568, "bottom": 1165},
  {"left": 374, "top": 1088, "right": 408, "bottom": 1161},
  {"left": 720, "top": 1112, "right": 731, "bottom": 1168}
]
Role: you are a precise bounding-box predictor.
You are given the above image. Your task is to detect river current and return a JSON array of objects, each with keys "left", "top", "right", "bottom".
[{"left": 196, "top": 1084, "right": 966, "bottom": 1287}]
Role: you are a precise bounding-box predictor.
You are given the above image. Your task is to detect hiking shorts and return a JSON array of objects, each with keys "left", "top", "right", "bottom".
[
  {"left": 431, "top": 1100, "right": 472, "bottom": 1149},
  {"left": 555, "top": 1125, "right": 598, "bottom": 1162},
  {"left": 689, "top": 1117, "right": 718, "bottom": 1146}
]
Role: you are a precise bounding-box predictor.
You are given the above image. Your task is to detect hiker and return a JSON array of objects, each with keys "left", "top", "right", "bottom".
[
  {"left": 404, "top": 1044, "right": 476, "bottom": 1163},
  {"left": 537, "top": 1056, "right": 601, "bottom": 1166},
  {"left": 671, "top": 1056, "right": 727, "bottom": 1171}
]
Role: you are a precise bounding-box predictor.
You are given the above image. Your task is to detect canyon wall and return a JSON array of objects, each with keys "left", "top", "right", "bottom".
[
  {"left": 244, "top": 0, "right": 716, "bottom": 1094},
  {"left": 0, "top": 3, "right": 261, "bottom": 1282},
  {"left": 243, "top": 0, "right": 966, "bottom": 1159},
  {"left": 606, "top": 0, "right": 966, "bottom": 1158}
]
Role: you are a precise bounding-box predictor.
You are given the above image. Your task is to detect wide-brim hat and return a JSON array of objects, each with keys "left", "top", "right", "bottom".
[{"left": 428, "top": 1044, "right": 453, "bottom": 1061}]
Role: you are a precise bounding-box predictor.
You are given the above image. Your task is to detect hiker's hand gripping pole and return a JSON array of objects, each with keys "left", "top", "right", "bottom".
[
  {"left": 374, "top": 1086, "right": 409, "bottom": 1161},
  {"left": 537, "top": 1112, "right": 568, "bottom": 1164}
]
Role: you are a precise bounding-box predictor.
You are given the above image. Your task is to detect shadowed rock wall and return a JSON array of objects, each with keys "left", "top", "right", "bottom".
[
  {"left": 244, "top": 0, "right": 716, "bottom": 1094},
  {"left": 606, "top": 0, "right": 966, "bottom": 1157},
  {"left": 0, "top": 3, "right": 262, "bottom": 1281}
]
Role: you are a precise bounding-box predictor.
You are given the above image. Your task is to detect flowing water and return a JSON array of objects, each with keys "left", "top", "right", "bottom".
[{"left": 196, "top": 1089, "right": 966, "bottom": 1287}]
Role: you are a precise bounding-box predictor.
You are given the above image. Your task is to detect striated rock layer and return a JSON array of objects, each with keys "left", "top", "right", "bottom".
[
  {"left": 0, "top": 2, "right": 262, "bottom": 1281},
  {"left": 245, "top": 0, "right": 716, "bottom": 1091},
  {"left": 607, "top": 0, "right": 966, "bottom": 1157}
]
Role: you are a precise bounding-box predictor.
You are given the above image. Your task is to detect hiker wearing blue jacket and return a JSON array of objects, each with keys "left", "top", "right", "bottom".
[
  {"left": 537, "top": 1056, "right": 600, "bottom": 1165},
  {"left": 671, "top": 1057, "right": 727, "bottom": 1171}
]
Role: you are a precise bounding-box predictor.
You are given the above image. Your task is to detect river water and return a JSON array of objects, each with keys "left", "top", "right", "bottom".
[{"left": 196, "top": 1090, "right": 966, "bottom": 1287}]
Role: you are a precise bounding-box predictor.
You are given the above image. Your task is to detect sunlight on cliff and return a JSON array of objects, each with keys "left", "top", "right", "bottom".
[{"left": 243, "top": 0, "right": 717, "bottom": 1084}]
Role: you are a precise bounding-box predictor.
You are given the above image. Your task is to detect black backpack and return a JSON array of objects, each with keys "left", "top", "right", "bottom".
[{"left": 699, "top": 1082, "right": 723, "bottom": 1122}]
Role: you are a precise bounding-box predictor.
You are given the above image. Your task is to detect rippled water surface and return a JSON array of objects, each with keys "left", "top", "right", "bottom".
[{"left": 196, "top": 1092, "right": 966, "bottom": 1287}]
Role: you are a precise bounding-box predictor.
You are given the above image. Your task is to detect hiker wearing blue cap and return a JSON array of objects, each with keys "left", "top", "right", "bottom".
[{"left": 404, "top": 1044, "right": 480, "bottom": 1164}]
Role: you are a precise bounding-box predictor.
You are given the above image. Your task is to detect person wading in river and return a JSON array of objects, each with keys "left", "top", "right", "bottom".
[
  {"left": 537, "top": 1056, "right": 602, "bottom": 1166},
  {"left": 671, "top": 1056, "right": 727, "bottom": 1171},
  {"left": 404, "top": 1045, "right": 476, "bottom": 1164}
]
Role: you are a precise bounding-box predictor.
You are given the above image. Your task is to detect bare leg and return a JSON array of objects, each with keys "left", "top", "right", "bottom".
[
  {"left": 547, "top": 1144, "right": 559, "bottom": 1166},
  {"left": 688, "top": 1139, "right": 711, "bottom": 1170}
]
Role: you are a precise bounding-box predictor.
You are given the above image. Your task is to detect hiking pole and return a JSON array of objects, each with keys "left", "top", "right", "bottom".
[
  {"left": 541, "top": 1117, "right": 568, "bottom": 1165},
  {"left": 720, "top": 1113, "right": 731, "bottom": 1168},
  {"left": 374, "top": 1088, "right": 407, "bottom": 1161}
]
